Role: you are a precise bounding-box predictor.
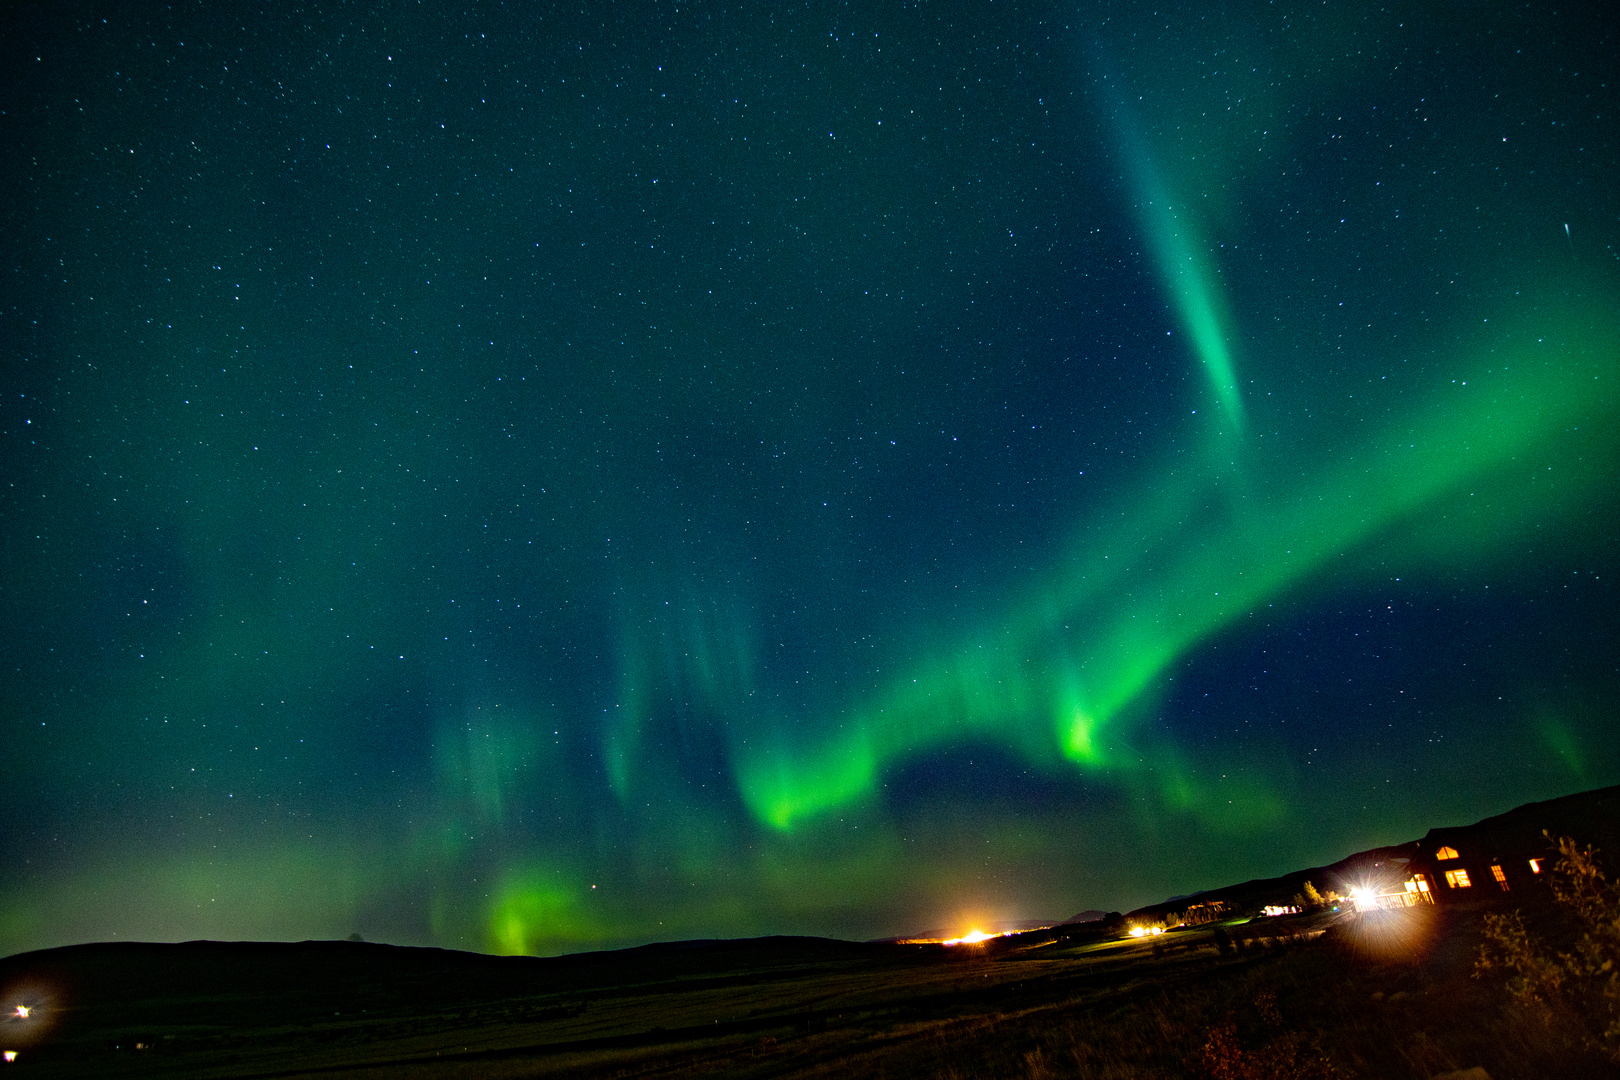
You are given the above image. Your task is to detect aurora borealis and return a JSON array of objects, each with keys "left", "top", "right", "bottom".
[{"left": 2, "top": 1, "right": 1617, "bottom": 959}]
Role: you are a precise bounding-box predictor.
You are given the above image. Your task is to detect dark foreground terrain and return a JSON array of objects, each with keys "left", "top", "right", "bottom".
[{"left": 0, "top": 901, "right": 1612, "bottom": 1079}]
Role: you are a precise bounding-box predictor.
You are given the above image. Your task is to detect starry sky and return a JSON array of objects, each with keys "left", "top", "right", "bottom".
[{"left": 2, "top": 0, "right": 1617, "bottom": 958}]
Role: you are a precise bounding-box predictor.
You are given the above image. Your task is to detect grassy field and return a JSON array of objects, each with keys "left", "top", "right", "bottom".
[{"left": 1, "top": 903, "right": 1612, "bottom": 1078}]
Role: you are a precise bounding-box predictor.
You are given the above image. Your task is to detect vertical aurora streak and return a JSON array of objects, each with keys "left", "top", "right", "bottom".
[{"left": 1103, "top": 81, "right": 1246, "bottom": 431}]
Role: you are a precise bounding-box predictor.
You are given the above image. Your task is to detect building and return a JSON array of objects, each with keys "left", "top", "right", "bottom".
[
  {"left": 1355, "top": 874, "right": 1433, "bottom": 910},
  {"left": 1180, "top": 900, "right": 1231, "bottom": 925},
  {"left": 1403, "top": 785, "right": 1620, "bottom": 907}
]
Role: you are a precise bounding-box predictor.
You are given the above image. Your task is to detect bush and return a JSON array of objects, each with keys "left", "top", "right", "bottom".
[
  {"left": 1475, "top": 832, "right": 1620, "bottom": 1063},
  {"left": 1196, "top": 990, "right": 1338, "bottom": 1080}
]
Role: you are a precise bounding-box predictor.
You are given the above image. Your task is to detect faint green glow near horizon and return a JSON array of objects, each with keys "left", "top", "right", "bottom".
[
  {"left": 489, "top": 871, "right": 600, "bottom": 956},
  {"left": 731, "top": 304, "right": 1619, "bottom": 831}
]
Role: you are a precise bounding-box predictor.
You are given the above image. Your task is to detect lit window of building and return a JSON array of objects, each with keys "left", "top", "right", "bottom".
[
  {"left": 1528, "top": 858, "right": 1543, "bottom": 874},
  {"left": 1397, "top": 876, "right": 1435, "bottom": 905},
  {"left": 1491, "top": 865, "right": 1509, "bottom": 891},
  {"left": 1435, "top": 846, "right": 1460, "bottom": 861},
  {"left": 1445, "top": 869, "right": 1472, "bottom": 888}
]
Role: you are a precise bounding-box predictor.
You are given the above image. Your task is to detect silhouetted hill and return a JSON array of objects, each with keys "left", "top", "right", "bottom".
[
  {"left": 1124, "top": 784, "right": 1620, "bottom": 923},
  {"left": 1417, "top": 783, "right": 1620, "bottom": 852},
  {"left": 1062, "top": 910, "right": 1107, "bottom": 924},
  {"left": 3, "top": 785, "right": 1618, "bottom": 1078},
  {"left": 0, "top": 934, "right": 908, "bottom": 1025}
]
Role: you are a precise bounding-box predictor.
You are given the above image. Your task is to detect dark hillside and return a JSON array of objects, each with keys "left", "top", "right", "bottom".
[{"left": 2, "top": 786, "right": 1618, "bottom": 1078}]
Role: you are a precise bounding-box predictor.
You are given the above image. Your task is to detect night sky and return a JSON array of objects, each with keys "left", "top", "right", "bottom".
[{"left": 3, "top": 1, "right": 1617, "bottom": 958}]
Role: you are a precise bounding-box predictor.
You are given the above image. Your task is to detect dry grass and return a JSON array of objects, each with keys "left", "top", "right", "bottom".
[{"left": 6, "top": 907, "right": 1616, "bottom": 1078}]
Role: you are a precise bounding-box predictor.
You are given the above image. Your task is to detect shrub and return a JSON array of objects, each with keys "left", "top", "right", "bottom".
[
  {"left": 1475, "top": 832, "right": 1620, "bottom": 1062},
  {"left": 1196, "top": 990, "right": 1338, "bottom": 1080}
]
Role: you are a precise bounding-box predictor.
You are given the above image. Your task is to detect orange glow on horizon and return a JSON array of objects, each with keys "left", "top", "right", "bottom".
[{"left": 896, "top": 924, "right": 1041, "bottom": 946}]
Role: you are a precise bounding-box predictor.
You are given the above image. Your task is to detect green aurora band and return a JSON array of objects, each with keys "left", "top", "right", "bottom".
[
  {"left": 730, "top": 299, "right": 1618, "bottom": 831},
  {"left": 498, "top": 298, "right": 1616, "bottom": 955}
]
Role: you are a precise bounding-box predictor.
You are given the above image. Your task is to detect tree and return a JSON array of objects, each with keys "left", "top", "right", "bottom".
[{"left": 1475, "top": 832, "right": 1620, "bottom": 1062}]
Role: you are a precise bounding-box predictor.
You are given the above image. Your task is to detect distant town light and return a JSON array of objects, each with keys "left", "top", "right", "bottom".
[
  {"left": 9, "top": 1007, "right": 24, "bottom": 1020},
  {"left": 899, "top": 925, "right": 1040, "bottom": 946},
  {"left": 2, "top": 1051, "right": 15, "bottom": 1063}
]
